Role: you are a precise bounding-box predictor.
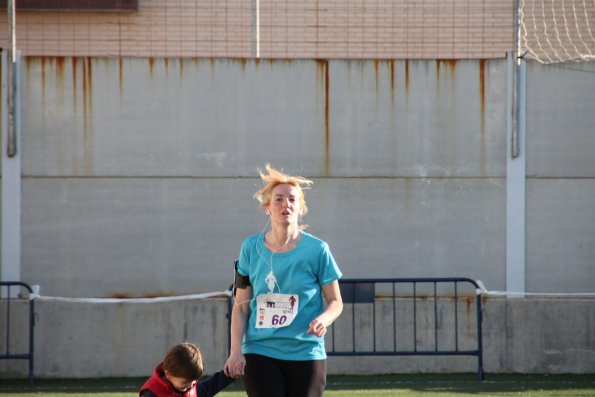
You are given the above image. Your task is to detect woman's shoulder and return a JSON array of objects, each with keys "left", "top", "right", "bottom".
[{"left": 300, "top": 231, "right": 329, "bottom": 249}]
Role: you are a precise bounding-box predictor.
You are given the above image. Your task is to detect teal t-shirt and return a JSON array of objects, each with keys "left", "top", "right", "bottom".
[{"left": 237, "top": 231, "right": 342, "bottom": 361}]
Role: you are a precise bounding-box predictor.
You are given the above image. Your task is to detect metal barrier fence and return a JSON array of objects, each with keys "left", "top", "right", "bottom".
[
  {"left": 227, "top": 275, "right": 484, "bottom": 380},
  {"left": 327, "top": 278, "right": 484, "bottom": 380},
  {"left": 0, "top": 281, "right": 36, "bottom": 384}
]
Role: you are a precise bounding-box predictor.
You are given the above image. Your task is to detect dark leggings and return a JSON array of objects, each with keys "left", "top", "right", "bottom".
[{"left": 243, "top": 353, "right": 327, "bottom": 397}]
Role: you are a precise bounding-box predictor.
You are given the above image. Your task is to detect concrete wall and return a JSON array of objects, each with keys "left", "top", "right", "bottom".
[
  {"left": 1, "top": 296, "right": 593, "bottom": 378},
  {"left": 14, "top": 57, "right": 514, "bottom": 298},
  {"left": 10, "top": 57, "right": 594, "bottom": 298},
  {"left": 525, "top": 62, "right": 595, "bottom": 293}
]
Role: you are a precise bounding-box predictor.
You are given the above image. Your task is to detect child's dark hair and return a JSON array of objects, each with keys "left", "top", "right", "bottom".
[{"left": 162, "top": 342, "right": 204, "bottom": 380}]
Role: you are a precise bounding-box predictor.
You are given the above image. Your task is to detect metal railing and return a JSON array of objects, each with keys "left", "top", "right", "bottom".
[
  {"left": 0, "top": 281, "right": 35, "bottom": 384},
  {"left": 327, "top": 278, "right": 484, "bottom": 380}
]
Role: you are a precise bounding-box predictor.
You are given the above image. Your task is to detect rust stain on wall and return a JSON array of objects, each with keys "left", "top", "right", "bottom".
[
  {"left": 481, "top": 296, "right": 489, "bottom": 306},
  {"left": 80, "top": 59, "right": 88, "bottom": 174},
  {"left": 55, "top": 57, "right": 65, "bottom": 83},
  {"left": 148, "top": 57, "right": 155, "bottom": 78},
  {"left": 239, "top": 58, "right": 248, "bottom": 71},
  {"left": 119, "top": 57, "right": 124, "bottom": 97},
  {"left": 72, "top": 57, "right": 78, "bottom": 115},
  {"left": 41, "top": 57, "right": 47, "bottom": 105},
  {"left": 479, "top": 59, "right": 486, "bottom": 176},
  {"left": 436, "top": 59, "right": 458, "bottom": 83},
  {"left": 316, "top": 59, "right": 330, "bottom": 176},
  {"left": 80, "top": 57, "right": 94, "bottom": 175},
  {"left": 86, "top": 58, "right": 93, "bottom": 119},
  {"left": 389, "top": 60, "right": 395, "bottom": 105},
  {"left": 404, "top": 60, "right": 410, "bottom": 100},
  {"left": 191, "top": 57, "right": 200, "bottom": 70},
  {"left": 52, "top": 57, "right": 65, "bottom": 109},
  {"left": 374, "top": 60, "right": 380, "bottom": 94},
  {"left": 479, "top": 60, "right": 486, "bottom": 119},
  {"left": 81, "top": 58, "right": 94, "bottom": 124},
  {"left": 462, "top": 295, "right": 475, "bottom": 316}
]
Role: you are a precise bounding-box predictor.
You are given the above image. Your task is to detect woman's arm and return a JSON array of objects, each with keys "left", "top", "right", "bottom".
[
  {"left": 307, "top": 280, "right": 343, "bottom": 337},
  {"left": 223, "top": 286, "right": 252, "bottom": 378}
]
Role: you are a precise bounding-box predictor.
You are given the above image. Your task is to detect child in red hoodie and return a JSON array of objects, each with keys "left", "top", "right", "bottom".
[{"left": 140, "top": 342, "right": 234, "bottom": 397}]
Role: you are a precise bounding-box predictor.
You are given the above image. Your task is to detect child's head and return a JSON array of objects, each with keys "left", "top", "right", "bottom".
[{"left": 162, "top": 343, "right": 203, "bottom": 392}]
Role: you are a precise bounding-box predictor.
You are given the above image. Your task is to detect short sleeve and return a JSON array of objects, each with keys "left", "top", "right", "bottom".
[{"left": 318, "top": 242, "right": 342, "bottom": 285}]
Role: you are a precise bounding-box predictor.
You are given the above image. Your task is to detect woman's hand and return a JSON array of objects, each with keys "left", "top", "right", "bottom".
[
  {"left": 224, "top": 351, "right": 246, "bottom": 378},
  {"left": 307, "top": 281, "right": 343, "bottom": 337},
  {"left": 307, "top": 317, "right": 328, "bottom": 337},
  {"left": 225, "top": 286, "right": 251, "bottom": 378}
]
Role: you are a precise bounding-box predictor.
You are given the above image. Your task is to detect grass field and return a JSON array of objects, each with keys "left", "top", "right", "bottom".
[{"left": 1, "top": 374, "right": 594, "bottom": 397}]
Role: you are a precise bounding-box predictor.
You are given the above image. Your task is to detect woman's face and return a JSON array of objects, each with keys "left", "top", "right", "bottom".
[{"left": 266, "top": 183, "right": 302, "bottom": 225}]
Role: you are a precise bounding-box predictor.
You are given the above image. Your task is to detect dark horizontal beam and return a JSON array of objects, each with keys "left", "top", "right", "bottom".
[{"left": 0, "top": 0, "right": 138, "bottom": 11}]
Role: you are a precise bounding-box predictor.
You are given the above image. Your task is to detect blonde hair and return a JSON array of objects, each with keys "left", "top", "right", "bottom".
[
  {"left": 254, "top": 164, "right": 313, "bottom": 224},
  {"left": 162, "top": 342, "right": 203, "bottom": 380}
]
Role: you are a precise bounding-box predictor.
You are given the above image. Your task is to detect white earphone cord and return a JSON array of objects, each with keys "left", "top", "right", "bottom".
[{"left": 232, "top": 217, "right": 281, "bottom": 306}]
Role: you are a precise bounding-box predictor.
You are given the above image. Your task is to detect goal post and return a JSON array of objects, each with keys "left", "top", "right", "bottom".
[{"left": 519, "top": 0, "right": 595, "bottom": 64}]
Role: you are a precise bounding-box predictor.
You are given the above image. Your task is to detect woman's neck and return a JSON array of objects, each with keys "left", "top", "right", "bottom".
[{"left": 266, "top": 225, "right": 301, "bottom": 253}]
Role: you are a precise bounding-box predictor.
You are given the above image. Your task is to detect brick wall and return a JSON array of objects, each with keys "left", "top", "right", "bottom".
[{"left": 0, "top": 0, "right": 513, "bottom": 59}]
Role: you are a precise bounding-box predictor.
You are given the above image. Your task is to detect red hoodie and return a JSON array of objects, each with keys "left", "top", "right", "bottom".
[
  {"left": 140, "top": 363, "right": 197, "bottom": 397},
  {"left": 140, "top": 362, "right": 234, "bottom": 397}
]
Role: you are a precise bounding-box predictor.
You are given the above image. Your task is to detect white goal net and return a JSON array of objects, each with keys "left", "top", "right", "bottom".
[{"left": 520, "top": 0, "right": 595, "bottom": 63}]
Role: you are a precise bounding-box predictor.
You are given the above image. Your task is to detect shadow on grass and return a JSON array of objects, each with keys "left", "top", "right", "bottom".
[
  {"left": 325, "top": 374, "right": 594, "bottom": 394},
  {"left": 0, "top": 374, "right": 593, "bottom": 394},
  {"left": 0, "top": 376, "right": 245, "bottom": 394}
]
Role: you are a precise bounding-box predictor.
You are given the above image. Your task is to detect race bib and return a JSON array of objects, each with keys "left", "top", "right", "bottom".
[{"left": 255, "top": 293, "right": 299, "bottom": 328}]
